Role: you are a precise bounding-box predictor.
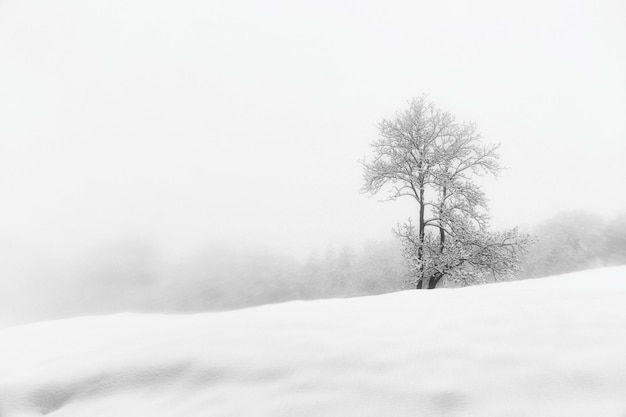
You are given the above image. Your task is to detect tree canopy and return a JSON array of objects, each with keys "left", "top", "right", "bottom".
[{"left": 362, "top": 96, "right": 529, "bottom": 289}]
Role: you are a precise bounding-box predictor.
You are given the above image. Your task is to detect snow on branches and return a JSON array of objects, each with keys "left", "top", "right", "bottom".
[{"left": 362, "top": 96, "right": 529, "bottom": 288}]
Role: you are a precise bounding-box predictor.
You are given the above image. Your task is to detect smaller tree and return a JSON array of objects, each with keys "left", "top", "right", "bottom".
[{"left": 362, "top": 96, "right": 529, "bottom": 288}]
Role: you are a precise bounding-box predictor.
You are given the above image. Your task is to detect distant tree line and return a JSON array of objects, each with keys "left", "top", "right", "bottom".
[
  {"left": 2, "top": 211, "right": 625, "bottom": 326},
  {"left": 517, "top": 211, "right": 626, "bottom": 279},
  {"left": 155, "top": 240, "right": 408, "bottom": 311},
  {"left": 0, "top": 239, "right": 409, "bottom": 325}
]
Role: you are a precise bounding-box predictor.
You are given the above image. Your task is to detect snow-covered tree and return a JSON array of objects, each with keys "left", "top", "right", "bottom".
[{"left": 362, "top": 96, "right": 529, "bottom": 288}]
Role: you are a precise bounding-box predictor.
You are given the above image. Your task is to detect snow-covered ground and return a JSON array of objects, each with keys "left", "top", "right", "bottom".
[{"left": 1, "top": 266, "right": 626, "bottom": 417}]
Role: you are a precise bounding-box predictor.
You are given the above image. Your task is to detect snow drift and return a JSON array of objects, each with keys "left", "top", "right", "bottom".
[{"left": 1, "top": 267, "right": 626, "bottom": 416}]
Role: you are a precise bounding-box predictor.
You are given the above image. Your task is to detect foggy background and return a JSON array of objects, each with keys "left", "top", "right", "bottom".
[{"left": 1, "top": 0, "right": 625, "bottom": 327}]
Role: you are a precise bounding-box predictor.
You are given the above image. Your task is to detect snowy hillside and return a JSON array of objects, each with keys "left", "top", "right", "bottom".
[{"left": 1, "top": 267, "right": 626, "bottom": 417}]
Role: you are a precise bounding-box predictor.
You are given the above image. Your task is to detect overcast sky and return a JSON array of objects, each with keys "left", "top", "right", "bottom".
[{"left": 1, "top": 0, "right": 624, "bottom": 260}]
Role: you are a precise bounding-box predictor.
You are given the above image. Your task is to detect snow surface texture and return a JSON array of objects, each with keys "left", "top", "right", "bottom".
[{"left": 1, "top": 267, "right": 626, "bottom": 417}]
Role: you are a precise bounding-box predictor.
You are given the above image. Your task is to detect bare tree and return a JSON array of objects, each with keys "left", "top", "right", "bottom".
[{"left": 362, "top": 96, "right": 529, "bottom": 289}]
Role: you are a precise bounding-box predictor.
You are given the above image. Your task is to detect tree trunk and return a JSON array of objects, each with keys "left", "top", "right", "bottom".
[
  {"left": 427, "top": 272, "right": 444, "bottom": 289},
  {"left": 428, "top": 187, "right": 447, "bottom": 290},
  {"left": 417, "top": 183, "right": 426, "bottom": 289},
  {"left": 418, "top": 276, "right": 431, "bottom": 289},
  {"left": 439, "top": 186, "right": 446, "bottom": 254}
]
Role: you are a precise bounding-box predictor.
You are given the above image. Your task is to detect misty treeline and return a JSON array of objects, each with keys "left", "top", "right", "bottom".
[
  {"left": 1, "top": 210, "right": 624, "bottom": 326},
  {"left": 518, "top": 211, "right": 626, "bottom": 279},
  {"left": 0, "top": 239, "right": 408, "bottom": 325}
]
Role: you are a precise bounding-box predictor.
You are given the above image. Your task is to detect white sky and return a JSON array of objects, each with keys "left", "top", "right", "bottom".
[{"left": 0, "top": 0, "right": 625, "bottom": 259}]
